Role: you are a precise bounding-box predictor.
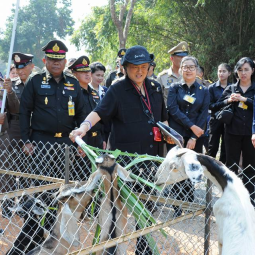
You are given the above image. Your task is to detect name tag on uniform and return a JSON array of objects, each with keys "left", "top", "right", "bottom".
[
  {"left": 41, "top": 85, "right": 51, "bottom": 89},
  {"left": 238, "top": 101, "right": 248, "bottom": 110},
  {"left": 183, "top": 94, "right": 196, "bottom": 104}
]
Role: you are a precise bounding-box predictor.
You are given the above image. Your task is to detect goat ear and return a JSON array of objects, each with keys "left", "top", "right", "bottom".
[
  {"left": 60, "top": 203, "right": 80, "bottom": 246},
  {"left": 109, "top": 154, "right": 115, "bottom": 159},
  {"left": 84, "top": 170, "right": 102, "bottom": 191},
  {"left": 176, "top": 151, "right": 187, "bottom": 158},
  {"left": 117, "top": 165, "right": 135, "bottom": 182}
]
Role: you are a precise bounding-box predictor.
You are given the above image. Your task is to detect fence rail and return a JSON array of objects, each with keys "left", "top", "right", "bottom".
[{"left": 0, "top": 138, "right": 251, "bottom": 255}]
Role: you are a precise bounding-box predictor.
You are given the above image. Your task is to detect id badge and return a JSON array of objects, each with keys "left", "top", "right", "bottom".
[
  {"left": 238, "top": 101, "right": 248, "bottom": 110},
  {"left": 183, "top": 95, "right": 196, "bottom": 104},
  {"left": 68, "top": 96, "right": 75, "bottom": 116}
]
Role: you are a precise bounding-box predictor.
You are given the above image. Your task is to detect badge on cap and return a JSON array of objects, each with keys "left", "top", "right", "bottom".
[
  {"left": 15, "top": 55, "right": 21, "bottom": 63},
  {"left": 52, "top": 43, "right": 60, "bottom": 52},
  {"left": 182, "top": 45, "right": 187, "bottom": 51},
  {"left": 120, "top": 50, "right": 125, "bottom": 56},
  {"left": 82, "top": 59, "right": 87, "bottom": 65}
]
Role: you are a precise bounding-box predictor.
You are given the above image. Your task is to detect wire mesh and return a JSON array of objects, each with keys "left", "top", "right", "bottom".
[{"left": 0, "top": 138, "right": 253, "bottom": 255}]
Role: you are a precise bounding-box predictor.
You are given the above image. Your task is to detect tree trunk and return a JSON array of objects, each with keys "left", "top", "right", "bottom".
[{"left": 110, "top": 0, "right": 137, "bottom": 49}]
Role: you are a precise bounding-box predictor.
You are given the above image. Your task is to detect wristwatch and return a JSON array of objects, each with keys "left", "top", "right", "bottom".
[{"left": 190, "top": 137, "right": 197, "bottom": 141}]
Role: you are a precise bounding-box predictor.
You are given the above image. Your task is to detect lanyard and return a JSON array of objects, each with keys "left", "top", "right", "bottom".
[{"left": 131, "top": 81, "right": 152, "bottom": 115}]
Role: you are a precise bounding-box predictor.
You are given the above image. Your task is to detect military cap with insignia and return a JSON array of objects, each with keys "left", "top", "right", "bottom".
[
  {"left": 150, "top": 61, "right": 156, "bottom": 67},
  {"left": 168, "top": 41, "right": 189, "bottom": 56},
  {"left": 117, "top": 48, "right": 126, "bottom": 59},
  {"left": 68, "top": 56, "right": 91, "bottom": 72},
  {"left": 12, "top": 52, "right": 34, "bottom": 69},
  {"left": 42, "top": 39, "right": 68, "bottom": 59}
]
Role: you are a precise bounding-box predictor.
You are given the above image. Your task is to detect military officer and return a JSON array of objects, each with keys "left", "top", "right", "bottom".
[
  {"left": 105, "top": 48, "right": 126, "bottom": 87},
  {"left": 20, "top": 40, "right": 86, "bottom": 150},
  {"left": 157, "top": 41, "right": 189, "bottom": 103},
  {"left": 147, "top": 61, "right": 157, "bottom": 79},
  {"left": 3, "top": 53, "right": 34, "bottom": 143},
  {"left": 11, "top": 40, "right": 86, "bottom": 255},
  {"left": 196, "top": 66, "right": 213, "bottom": 88},
  {"left": 68, "top": 56, "right": 106, "bottom": 150}
]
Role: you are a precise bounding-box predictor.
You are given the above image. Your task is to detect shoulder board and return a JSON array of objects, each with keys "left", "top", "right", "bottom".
[
  {"left": 158, "top": 69, "right": 168, "bottom": 77},
  {"left": 64, "top": 71, "right": 78, "bottom": 81},
  {"left": 30, "top": 70, "right": 44, "bottom": 78},
  {"left": 206, "top": 79, "right": 213, "bottom": 84}
]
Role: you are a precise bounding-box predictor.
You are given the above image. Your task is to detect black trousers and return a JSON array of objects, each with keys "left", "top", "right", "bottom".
[
  {"left": 225, "top": 132, "right": 255, "bottom": 202},
  {"left": 207, "top": 117, "right": 226, "bottom": 163}
]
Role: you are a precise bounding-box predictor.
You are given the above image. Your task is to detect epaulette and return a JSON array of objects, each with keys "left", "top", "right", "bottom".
[
  {"left": 207, "top": 79, "right": 213, "bottom": 84},
  {"left": 64, "top": 71, "right": 78, "bottom": 81},
  {"left": 158, "top": 69, "right": 168, "bottom": 77},
  {"left": 30, "top": 70, "right": 43, "bottom": 78}
]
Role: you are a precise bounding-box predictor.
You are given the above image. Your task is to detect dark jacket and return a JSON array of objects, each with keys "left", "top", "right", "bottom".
[
  {"left": 167, "top": 80, "right": 210, "bottom": 139},
  {"left": 94, "top": 76, "right": 168, "bottom": 156},
  {"left": 209, "top": 81, "right": 230, "bottom": 116},
  {"left": 20, "top": 69, "right": 86, "bottom": 142},
  {"left": 217, "top": 81, "right": 255, "bottom": 135}
]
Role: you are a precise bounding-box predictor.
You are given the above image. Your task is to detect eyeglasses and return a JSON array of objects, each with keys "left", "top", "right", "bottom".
[{"left": 181, "top": 65, "right": 196, "bottom": 71}]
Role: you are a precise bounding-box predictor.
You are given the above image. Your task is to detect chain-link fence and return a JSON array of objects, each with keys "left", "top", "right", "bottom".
[{"left": 0, "top": 138, "right": 253, "bottom": 255}]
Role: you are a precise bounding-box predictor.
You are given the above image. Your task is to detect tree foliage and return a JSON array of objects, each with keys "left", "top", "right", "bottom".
[
  {"left": 72, "top": 0, "right": 255, "bottom": 80},
  {"left": 0, "top": 0, "right": 74, "bottom": 68}
]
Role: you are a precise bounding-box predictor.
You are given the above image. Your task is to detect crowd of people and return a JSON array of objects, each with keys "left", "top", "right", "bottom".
[{"left": 0, "top": 39, "right": 255, "bottom": 254}]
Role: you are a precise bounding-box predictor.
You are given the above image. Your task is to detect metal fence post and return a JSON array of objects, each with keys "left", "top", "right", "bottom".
[
  {"left": 204, "top": 179, "right": 213, "bottom": 255},
  {"left": 65, "top": 145, "right": 70, "bottom": 184}
]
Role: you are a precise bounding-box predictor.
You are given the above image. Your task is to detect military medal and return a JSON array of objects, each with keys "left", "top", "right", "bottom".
[
  {"left": 68, "top": 96, "right": 75, "bottom": 116},
  {"left": 45, "top": 97, "right": 48, "bottom": 105}
]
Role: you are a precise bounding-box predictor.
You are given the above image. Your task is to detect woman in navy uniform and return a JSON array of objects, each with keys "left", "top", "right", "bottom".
[
  {"left": 216, "top": 57, "right": 255, "bottom": 203},
  {"left": 167, "top": 56, "right": 210, "bottom": 216},
  {"left": 207, "top": 63, "right": 232, "bottom": 163},
  {"left": 70, "top": 45, "right": 168, "bottom": 255}
]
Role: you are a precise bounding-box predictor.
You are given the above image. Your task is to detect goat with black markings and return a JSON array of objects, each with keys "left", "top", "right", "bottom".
[
  {"left": 25, "top": 182, "right": 93, "bottom": 255},
  {"left": 155, "top": 145, "right": 255, "bottom": 255},
  {"left": 75, "top": 154, "right": 134, "bottom": 255}
]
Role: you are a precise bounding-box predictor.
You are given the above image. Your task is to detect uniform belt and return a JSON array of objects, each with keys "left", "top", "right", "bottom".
[
  {"left": 87, "top": 131, "right": 100, "bottom": 137},
  {"left": 10, "top": 115, "right": 20, "bottom": 120},
  {"left": 0, "top": 131, "right": 7, "bottom": 137},
  {"left": 33, "top": 130, "right": 70, "bottom": 138}
]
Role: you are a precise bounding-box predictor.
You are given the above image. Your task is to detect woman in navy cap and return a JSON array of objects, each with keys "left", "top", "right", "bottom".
[{"left": 70, "top": 45, "right": 168, "bottom": 254}]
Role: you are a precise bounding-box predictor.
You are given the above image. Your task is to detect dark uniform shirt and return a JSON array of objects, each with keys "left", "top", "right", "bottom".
[
  {"left": 209, "top": 81, "right": 230, "bottom": 116},
  {"left": 20, "top": 69, "right": 86, "bottom": 142},
  {"left": 218, "top": 81, "right": 255, "bottom": 135},
  {"left": 105, "top": 70, "right": 124, "bottom": 88},
  {"left": 81, "top": 86, "right": 105, "bottom": 146},
  {"left": 167, "top": 80, "right": 210, "bottom": 139},
  {"left": 94, "top": 76, "right": 168, "bottom": 156}
]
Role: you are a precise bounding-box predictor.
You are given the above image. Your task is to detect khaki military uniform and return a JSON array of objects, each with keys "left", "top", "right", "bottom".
[
  {"left": 157, "top": 67, "right": 182, "bottom": 104},
  {"left": 195, "top": 76, "right": 213, "bottom": 88}
]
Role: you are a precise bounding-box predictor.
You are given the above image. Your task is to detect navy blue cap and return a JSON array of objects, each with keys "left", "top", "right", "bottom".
[{"left": 121, "top": 45, "right": 154, "bottom": 66}]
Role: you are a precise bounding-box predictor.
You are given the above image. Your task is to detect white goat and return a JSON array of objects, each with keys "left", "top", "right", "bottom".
[
  {"left": 26, "top": 182, "right": 93, "bottom": 255},
  {"left": 70, "top": 154, "right": 134, "bottom": 255},
  {"left": 155, "top": 146, "right": 255, "bottom": 255}
]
